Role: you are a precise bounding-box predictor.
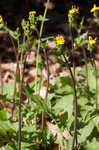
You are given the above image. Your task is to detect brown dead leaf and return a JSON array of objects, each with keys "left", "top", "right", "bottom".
[
  {"left": 46, "top": 121, "right": 71, "bottom": 149},
  {"left": 39, "top": 86, "right": 47, "bottom": 99}
]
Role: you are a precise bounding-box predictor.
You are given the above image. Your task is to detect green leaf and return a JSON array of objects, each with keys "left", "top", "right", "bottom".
[
  {"left": 55, "top": 76, "right": 73, "bottom": 95},
  {"left": 92, "top": 115, "right": 99, "bottom": 127},
  {"left": 38, "top": 15, "right": 49, "bottom": 22},
  {"left": 8, "top": 28, "right": 20, "bottom": 40},
  {"left": 74, "top": 32, "right": 88, "bottom": 48},
  {"left": 65, "top": 137, "right": 73, "bottom": 150},
  {"left": 0, "top": 120, "right": 17, "bottom": 135},
  {"left": 41, "top": 36, "right": 53, "bottom": 42},
  {"left": 2, "top": 82, "right": 14, "bottom": 100},
  {"left": 0, "top": 109, "right": 10, "bottom": 121},
  {"left": 78, "top": 17, "right": 84, "bottom": 34},
  {"left": 24, "top": 85, "right": 52, "bottom": 115},
  {"left": 0, "top": 23, "right": 4, "bottom": 29},
  {"left": 53, "top": 95, "right": 73, "bottom": 119},
  {"left": 85, "top": 138, "right": 99, "bottom": 150},
  {"left": 78, "top": 121, "right": 94, "bottom": 143}
]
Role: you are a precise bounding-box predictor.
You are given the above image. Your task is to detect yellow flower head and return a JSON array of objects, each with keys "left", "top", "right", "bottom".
[
  {"left": 29, "top": 11, "right": 36, "bottom": 15},
  {"left": 69, "top": 6, "right": 79, "bottom": 15},
  {"left": 88, "top": 36, "right": 97, "bottom": 45},
  {"left": 0, "top": 15, "right": 3, "bottom": 23},
  {"left": 90, "top": 4, "right": 99, "bottom": 13},
  {"left": 55, "top": 35, "right": 65, "bottom": 45},
  {"left": 23, "top": 21, "right": 29, "bottom": 30}
]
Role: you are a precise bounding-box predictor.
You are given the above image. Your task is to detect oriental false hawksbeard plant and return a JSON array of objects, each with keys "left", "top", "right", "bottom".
[{"left": 0, "top": 3, "right": 99, "bottom": 150}]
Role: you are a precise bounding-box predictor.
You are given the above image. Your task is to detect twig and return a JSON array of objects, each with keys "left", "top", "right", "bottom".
[{"left": 63, "top": 55, "right": 78, "bottom": 150}]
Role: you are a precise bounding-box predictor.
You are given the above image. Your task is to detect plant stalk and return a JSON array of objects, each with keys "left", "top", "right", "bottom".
[
  {"left": 42, "top": 49, "right": 49, "bottom": 130},
  {"left": 35, "top": 0, "right": 50, "bottom": 93},
  {"left": 63, "top": 55, "right": 78, "bottom": 150}
]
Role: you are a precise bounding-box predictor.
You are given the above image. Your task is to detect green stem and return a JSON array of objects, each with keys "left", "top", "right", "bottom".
[
  {"left": 82, "top": 48, "right": 89, "bottom": 90},
  {"left": 18, "top": 51, "right": 24, "bottom": 150},
  {"left": 18, "top": 31, "right": 26, "bottom": 150},
  {"left": 63, "top": 55, "right": 78, "bottom": 150},
  {"left": 93, "top": 59, "right": 98, "bottom": 109},
  {"left": 35, "top": 0, "right": 50, "bottom": 94}
]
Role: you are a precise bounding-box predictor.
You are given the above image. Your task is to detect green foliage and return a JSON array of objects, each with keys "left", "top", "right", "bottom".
[
  {"left": 0, "top": 2, "right": 99, "bottom": 150},
  {"left": 74, "top": 32, "right": 88, "bottom": 48},
  {"left": 2, "top": 82, "right": 14, "bottom": 100}
]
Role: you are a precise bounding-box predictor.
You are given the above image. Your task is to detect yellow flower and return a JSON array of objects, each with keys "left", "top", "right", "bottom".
[
  {"left": 0, "top": 15, "right": 3, "bottom": 23},
  {"left": 55, "top": 35, "right": 65, "bottom": 45},
  {"left": 90, "top": 4, "right": 99, "bottom": 13},
  {"left": 69, "top": 6, "right": 79, "bottom": 15},
  {"left": 88, "top": 36, "right": 97, "bottom": 45},
  {"left": 29, "top": 11, "right": 36, "bottom": 15},
  {"left": 23, "top": 21, "right": 29, "bottom": 30}
]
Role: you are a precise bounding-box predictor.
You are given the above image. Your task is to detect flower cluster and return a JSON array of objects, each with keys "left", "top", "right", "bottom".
[
  {"left": 90, "top": 4, "right": 99, "bottom": 17},
  {"left": 23, "top": 21, "right": 30, "bottom": 30},
  {"left": 88, "top": 36, "right": 97, "bottom": 51},
  {"left": 90, "top": 4, "right": 99, "bottom": 13},
  {"left": 55, "top": 35, "right": 65, "bottom": 45},
  {"left": 29, "top": 10, "right": 37, "bottom": 25},
  {"left": 29, "top": 11, "right": 36, "bottom": 16},
  {"left": 68, "top": 5, "right": 79, "bottom": 28},
  {"left": 0, "top": 15, "right": 3, "bottom": 23},
  {"left": 88, "top": 36, "right": 97, "bottom": 45},
  {"left": 69, "top": 5, "right": 79, "bottom": 15}
]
